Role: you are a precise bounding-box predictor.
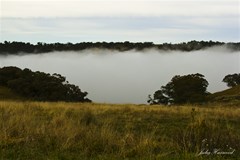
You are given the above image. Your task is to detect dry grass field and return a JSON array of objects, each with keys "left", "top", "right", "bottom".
[{"left": 0, "top": 101, "right": 239, "bottom": 159}]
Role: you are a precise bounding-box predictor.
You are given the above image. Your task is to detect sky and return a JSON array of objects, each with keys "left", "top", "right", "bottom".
[{"left": 0, "top": 0, "right": 239, "bottom": 43}]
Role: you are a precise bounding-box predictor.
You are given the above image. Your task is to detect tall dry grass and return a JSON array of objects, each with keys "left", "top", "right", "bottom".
[{"left": 0, "top": 101, "right": 239, "bottom": 159}]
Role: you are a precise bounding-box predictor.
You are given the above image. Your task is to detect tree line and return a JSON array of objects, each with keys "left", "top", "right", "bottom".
[
  {"left": 0, "top": 41, "right": 239, "bottom": 54},
  {"left": 0, "top": 66, "right": 91, "bottom": 102}
]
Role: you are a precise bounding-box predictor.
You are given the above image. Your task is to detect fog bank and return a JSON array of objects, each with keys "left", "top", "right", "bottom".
[{"left": 0, "top": 47, "right": 239, "bottom": 104}]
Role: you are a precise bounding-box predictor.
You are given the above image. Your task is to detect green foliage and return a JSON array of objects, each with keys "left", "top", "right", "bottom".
[
  {"left": 0, "top": 66, "right": 91, "bottom": 102},
  {"left": 149, "top": 73, "right": 209, "bottom": 105},
  {"left": 223, "top": 73, "right": 240, "bottom": 87}
]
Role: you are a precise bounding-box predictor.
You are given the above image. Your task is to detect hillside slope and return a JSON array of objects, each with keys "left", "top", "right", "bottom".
[{"left": 208, "top": 85, "right": 240, "bottom": 103}]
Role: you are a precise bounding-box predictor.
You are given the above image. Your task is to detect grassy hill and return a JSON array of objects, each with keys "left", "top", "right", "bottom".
[
  {"left": 0, "top": 86, "right": 24, "bottom": 100},
  {"left": 208, "top": 85, "right": 240, "bottom": 104}
]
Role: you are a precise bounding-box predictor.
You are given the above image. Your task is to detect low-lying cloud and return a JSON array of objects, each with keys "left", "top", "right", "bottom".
[{"left": 0, "top": 46, "right": 239, "bottom": 104}]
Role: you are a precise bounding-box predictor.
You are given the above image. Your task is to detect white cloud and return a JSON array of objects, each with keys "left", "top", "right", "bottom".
[
  {"left": 1, "top": 0, "right": 239, "bottom": 18},
  {"left": 1, "top": 0, "right": 239, "bottom": 43}
]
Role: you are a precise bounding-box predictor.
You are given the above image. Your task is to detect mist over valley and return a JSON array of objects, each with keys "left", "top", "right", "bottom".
[{"left": 1, "top": 46, "right": 239, "bottom": 104}]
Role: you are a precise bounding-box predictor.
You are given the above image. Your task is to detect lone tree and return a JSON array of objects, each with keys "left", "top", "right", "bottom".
[
  {"left": 148, "top": 73, "right": 209, "bottom": 105},
  {"left": 223, "top": 73, "right": 240, "bottom": 87}
]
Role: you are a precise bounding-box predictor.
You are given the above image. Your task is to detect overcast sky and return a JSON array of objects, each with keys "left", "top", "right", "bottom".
[{"left": 1, "top": 0, "right": 239, "bottom": 43}]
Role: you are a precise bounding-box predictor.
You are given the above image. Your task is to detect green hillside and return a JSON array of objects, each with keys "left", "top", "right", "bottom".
[
  {"left": 208, "top": 85, "right": 240, "bottom": 104},
  {"left": 0, "top": 86, "right": 23, "bottom": 100}
]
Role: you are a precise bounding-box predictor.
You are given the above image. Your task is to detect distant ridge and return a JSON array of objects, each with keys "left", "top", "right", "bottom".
[{"left": 0, "top": 40, "right": 239, "bottom": 54}]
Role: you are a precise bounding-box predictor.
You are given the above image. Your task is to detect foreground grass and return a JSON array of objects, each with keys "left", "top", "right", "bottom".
[{"left": 0, "top": 101, "right": 239, "bottom": 160}]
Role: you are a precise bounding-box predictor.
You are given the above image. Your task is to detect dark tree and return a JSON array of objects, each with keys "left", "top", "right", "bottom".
[
  {"left": 0, "top": 66, "right": 91, "bottom": 102},
  {"left": 223, "top": 73, "right": 240, "bottom": 87},
  {"left": 148, "top": 73, "right": 209, "bottom": 105}
]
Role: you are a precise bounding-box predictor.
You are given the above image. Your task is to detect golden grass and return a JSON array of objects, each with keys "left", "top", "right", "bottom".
[{"left": 0, "top": 101, "right": 239, "bottom": 159}]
